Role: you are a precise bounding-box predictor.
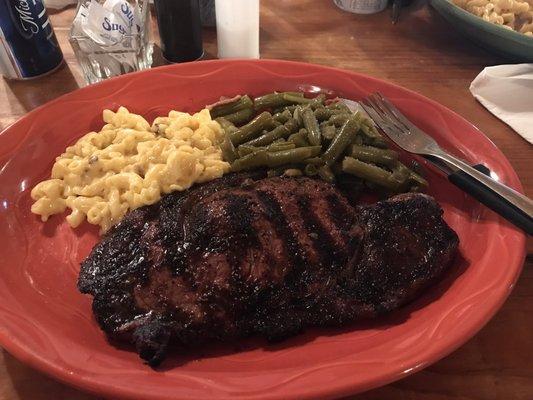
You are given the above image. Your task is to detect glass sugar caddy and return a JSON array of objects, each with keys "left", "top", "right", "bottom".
[{"left": 69, "top": 0, "right": 153, "bottom": 84}]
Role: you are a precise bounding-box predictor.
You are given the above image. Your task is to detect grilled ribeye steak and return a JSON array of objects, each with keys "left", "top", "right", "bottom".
[{"left": 79, "top": 172, "right": 459, "bottom": 366}]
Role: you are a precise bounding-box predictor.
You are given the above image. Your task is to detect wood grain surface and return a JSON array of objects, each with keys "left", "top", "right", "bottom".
[{"left": 0, "top": 1, "right": 531, "bottom": 399}]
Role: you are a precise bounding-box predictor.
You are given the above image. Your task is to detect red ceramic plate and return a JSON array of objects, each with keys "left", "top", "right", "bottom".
[{"left": 0, "top": 60, "right": 526, "bottom": 400}]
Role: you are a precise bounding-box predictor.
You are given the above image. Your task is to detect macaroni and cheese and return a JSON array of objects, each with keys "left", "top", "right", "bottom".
[
  {"left": 452, "top": 0, "right": 533, "bottom": 36},
  {"left": 31, "top": 107, "right": 231, "bottom": 232}
]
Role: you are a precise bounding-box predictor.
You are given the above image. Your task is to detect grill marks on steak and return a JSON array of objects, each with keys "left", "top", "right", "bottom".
[{"left": 78, "top": 173, "right": 459, "bottom": 366}]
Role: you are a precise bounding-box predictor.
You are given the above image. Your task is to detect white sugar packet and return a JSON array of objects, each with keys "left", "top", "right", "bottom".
[
  {"left": 82, "top": 0, "right": 139, "bottom": 45},
  {"left": 470, "top": 64, "right": 533, "bottom": 145},
  {"left": 70, "top": 0, "right": 142, "bottom": 76}
]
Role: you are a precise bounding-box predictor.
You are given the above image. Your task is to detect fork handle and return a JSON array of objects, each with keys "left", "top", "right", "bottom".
[
  {"left": 432, "top": 152, "right": 533, "bottom": 235},
  {"left": 448, "top": 164, "right": 533, "bottom": 235}
]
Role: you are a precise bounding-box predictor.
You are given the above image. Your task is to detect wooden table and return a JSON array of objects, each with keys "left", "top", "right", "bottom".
[{"left": 1, "top": 1, "right": 532, "bottom": 399}]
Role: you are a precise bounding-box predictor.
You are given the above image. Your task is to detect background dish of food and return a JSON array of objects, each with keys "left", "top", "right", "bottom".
[
  {"left": 451, "top": 0, "right": 532, "bottom": 36},
  {"left": 431, "top": 0, "right": 533, "bottom": 61},
  {"left": 0, "top": 59, "right": 526, "bottom": 400}
]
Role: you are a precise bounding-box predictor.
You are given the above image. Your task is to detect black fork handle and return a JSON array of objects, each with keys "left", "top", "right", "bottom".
[{"left": 449, "top": 165, "right": 533, "bottom": 235}]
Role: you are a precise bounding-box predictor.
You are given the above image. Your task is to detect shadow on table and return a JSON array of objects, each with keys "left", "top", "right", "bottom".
[{"left": 3, "top": 63, "right": 80, "bottom": 112}]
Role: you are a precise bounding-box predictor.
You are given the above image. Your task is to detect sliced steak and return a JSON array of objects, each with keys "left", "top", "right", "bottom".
[{"left": 78, "top": 173, "right": 459, "bottom": 366}]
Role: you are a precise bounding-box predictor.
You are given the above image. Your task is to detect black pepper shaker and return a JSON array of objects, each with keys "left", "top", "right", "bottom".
[{"left": 154, "top": 0, "right": 204, "bottom": 63}]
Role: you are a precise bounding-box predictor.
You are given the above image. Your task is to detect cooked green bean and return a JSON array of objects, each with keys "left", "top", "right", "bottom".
[
  {"left": 288, "top": 129, "right": 310, "bottom": 147},
  {"left": 284, "top": 117, "right": 300, "bottom": 133},
  {"left": 283, "top": 91, "right": 305, "bottom": 97},
  {"left": 309, "top": 94, "right": 326, "bottom": 109},
  {"left": 318, "top": 165, "right": 335, "bottom": 183},
  {"left": 223, "top": 92, "right": 426, "bottom": 194},
  {"left": 223, "top": 108, "right": 254, "bottom": 125},
  {"left": 350, "top": 145, "right": 398, "bottom": 167},
  {"left": 326, "top": 101, "right": 351, "bottom": 113},
  {"left": 353, "top": 122, "right": 387, "bottom": 148},
  {"left": 392, "top": 161, "right": 428, "bottom": 189},
  {"left": 297, "top": 131, "right": 311, "bottom": 146},
  {"left": 282, "top": 93, "right": 314, "bottom": 104},
  {"left": 322, "top": 117, "right": 359, "bottom": 166},
  {"left": 229, "top": 112, "right": 273, "bottom": 145},
  {"left": 293, "top": 106, "right": 303, "bottom": 126},
  {"left": 363, "top": 134, "right": 389, "bottom": 148},
  {"left": 232, "top": 146, "right": 321, "bottom": 171},
  {"left": 338, "top": 103, "right": 351, "bottom": 113},
  {"left": 216, "top": 117, "right": 238, "bottom": 134},
  {"left": 238, "top": 141, "right": 296, "bottom": 155},
  {"left": 209, "top": 95, "right": 253, "bottom": 119},
  {"left": 314, "top": 108, "right": 334, "bottom": 121},
  {"left": 237, "top": 145, "right": 262, "bottom": 157},
  {"left": 302, "top": 108, "right": 321, "bottom": 146},
  {"left": 360, "top": 122, "right": 380, "bottom": 138},
  {"left": 231, "top": 150, "right": 268, "bottom": 171},
  {"left": 267, "top": 146, "right": 322, "bottom": 167},
  {"left": 268, "top": 141, "right": 296, "bottom": 152},
  {"left": 391, "top": 161, "right": 410, "bottom": 182},
  {"left": 304, "top": 164, "right": 319, "bottom": 176},
  {"left": 244, "top": 124, "right": 291, "bottom": 147},
  {"left": 303, "top": 157, "right": 325, "bottom": 165},
  {"left": 342, "top": 157, "right": 403, "bottom": 191},
  {"left": 253, "top": 92, "right": 304, "bottom": 110},
  {"left": 220, "top": 132, "right": 238, "bottom": 162},
  {"left": 273, "top": 109, "right": 292, "bottom": 123},
  {"left": 353, "top": 135, "right": 364, "bottom": 145},
  {"left": 253, "top": 93, "right": 287, "bottom": 111},
  {"left": 320, "top": 123, "right": 337, "bottom": 140},
  {"left": 328, "top": 113, "right": 352, "bottom": 127},
  {"left": 272, "top": 105, "right": 298, "bottom": 114},
  {"left": 314, "top": 108, "right": 346, "bottom": 121}
]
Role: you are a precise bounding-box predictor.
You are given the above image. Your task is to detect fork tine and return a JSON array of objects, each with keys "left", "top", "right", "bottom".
[
  {"left": 375, "top": 92, "right": 416, "bottom": 131},
  {"left": 368, "top": 93, "right": 409, "bottom": 133},
  {"left": 365, "top": 95, "right": 388, "bottom": 121},
  {"left": 360, "top": 101, "right": 403, "bottom": 140},
  {"left": 359, "top": 102, "right": 384, "bottom": 126}
]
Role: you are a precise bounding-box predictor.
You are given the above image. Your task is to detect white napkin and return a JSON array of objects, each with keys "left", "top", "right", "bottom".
[{"left": 470, "top": 64, "right": 533, "bottom": 145}]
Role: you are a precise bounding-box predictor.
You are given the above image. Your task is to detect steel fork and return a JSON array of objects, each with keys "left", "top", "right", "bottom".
[{"left": 359, "top": 92, "right": 533, "bottom": 234}]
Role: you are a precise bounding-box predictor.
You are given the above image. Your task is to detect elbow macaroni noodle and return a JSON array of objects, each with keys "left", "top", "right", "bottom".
[
  {"left": 31, "top": 107, "right": 231, "bottom": 233},
  {"left": 452, "top": 0, "right": 533, "bottom": 36}
]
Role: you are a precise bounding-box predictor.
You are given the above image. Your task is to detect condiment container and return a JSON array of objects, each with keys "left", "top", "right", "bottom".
[
  {"left": 215, "top": 0, "right": 259, "bottom": 59},
  {"left": 154, "top": 0, "right": 203, "bottom": 62},
  {"left": 333, "top": 0, "right": 388, "bottom": 14},
  {"left": 69, "top": 0, "right": 152, "bottom": 84}
]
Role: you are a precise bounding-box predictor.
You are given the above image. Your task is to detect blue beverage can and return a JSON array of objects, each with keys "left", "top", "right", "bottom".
[{"left": 0, "top": 0, "right": 64, "bottom": 79}]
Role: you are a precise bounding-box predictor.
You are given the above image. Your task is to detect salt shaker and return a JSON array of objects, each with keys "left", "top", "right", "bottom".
[{"left": 215, "top": 0, "right": 260, "bottom": 59}]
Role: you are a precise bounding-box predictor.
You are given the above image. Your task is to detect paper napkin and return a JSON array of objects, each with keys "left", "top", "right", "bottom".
[{"left": 470, "top": 64, "right": 533, "bottom": 145}]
